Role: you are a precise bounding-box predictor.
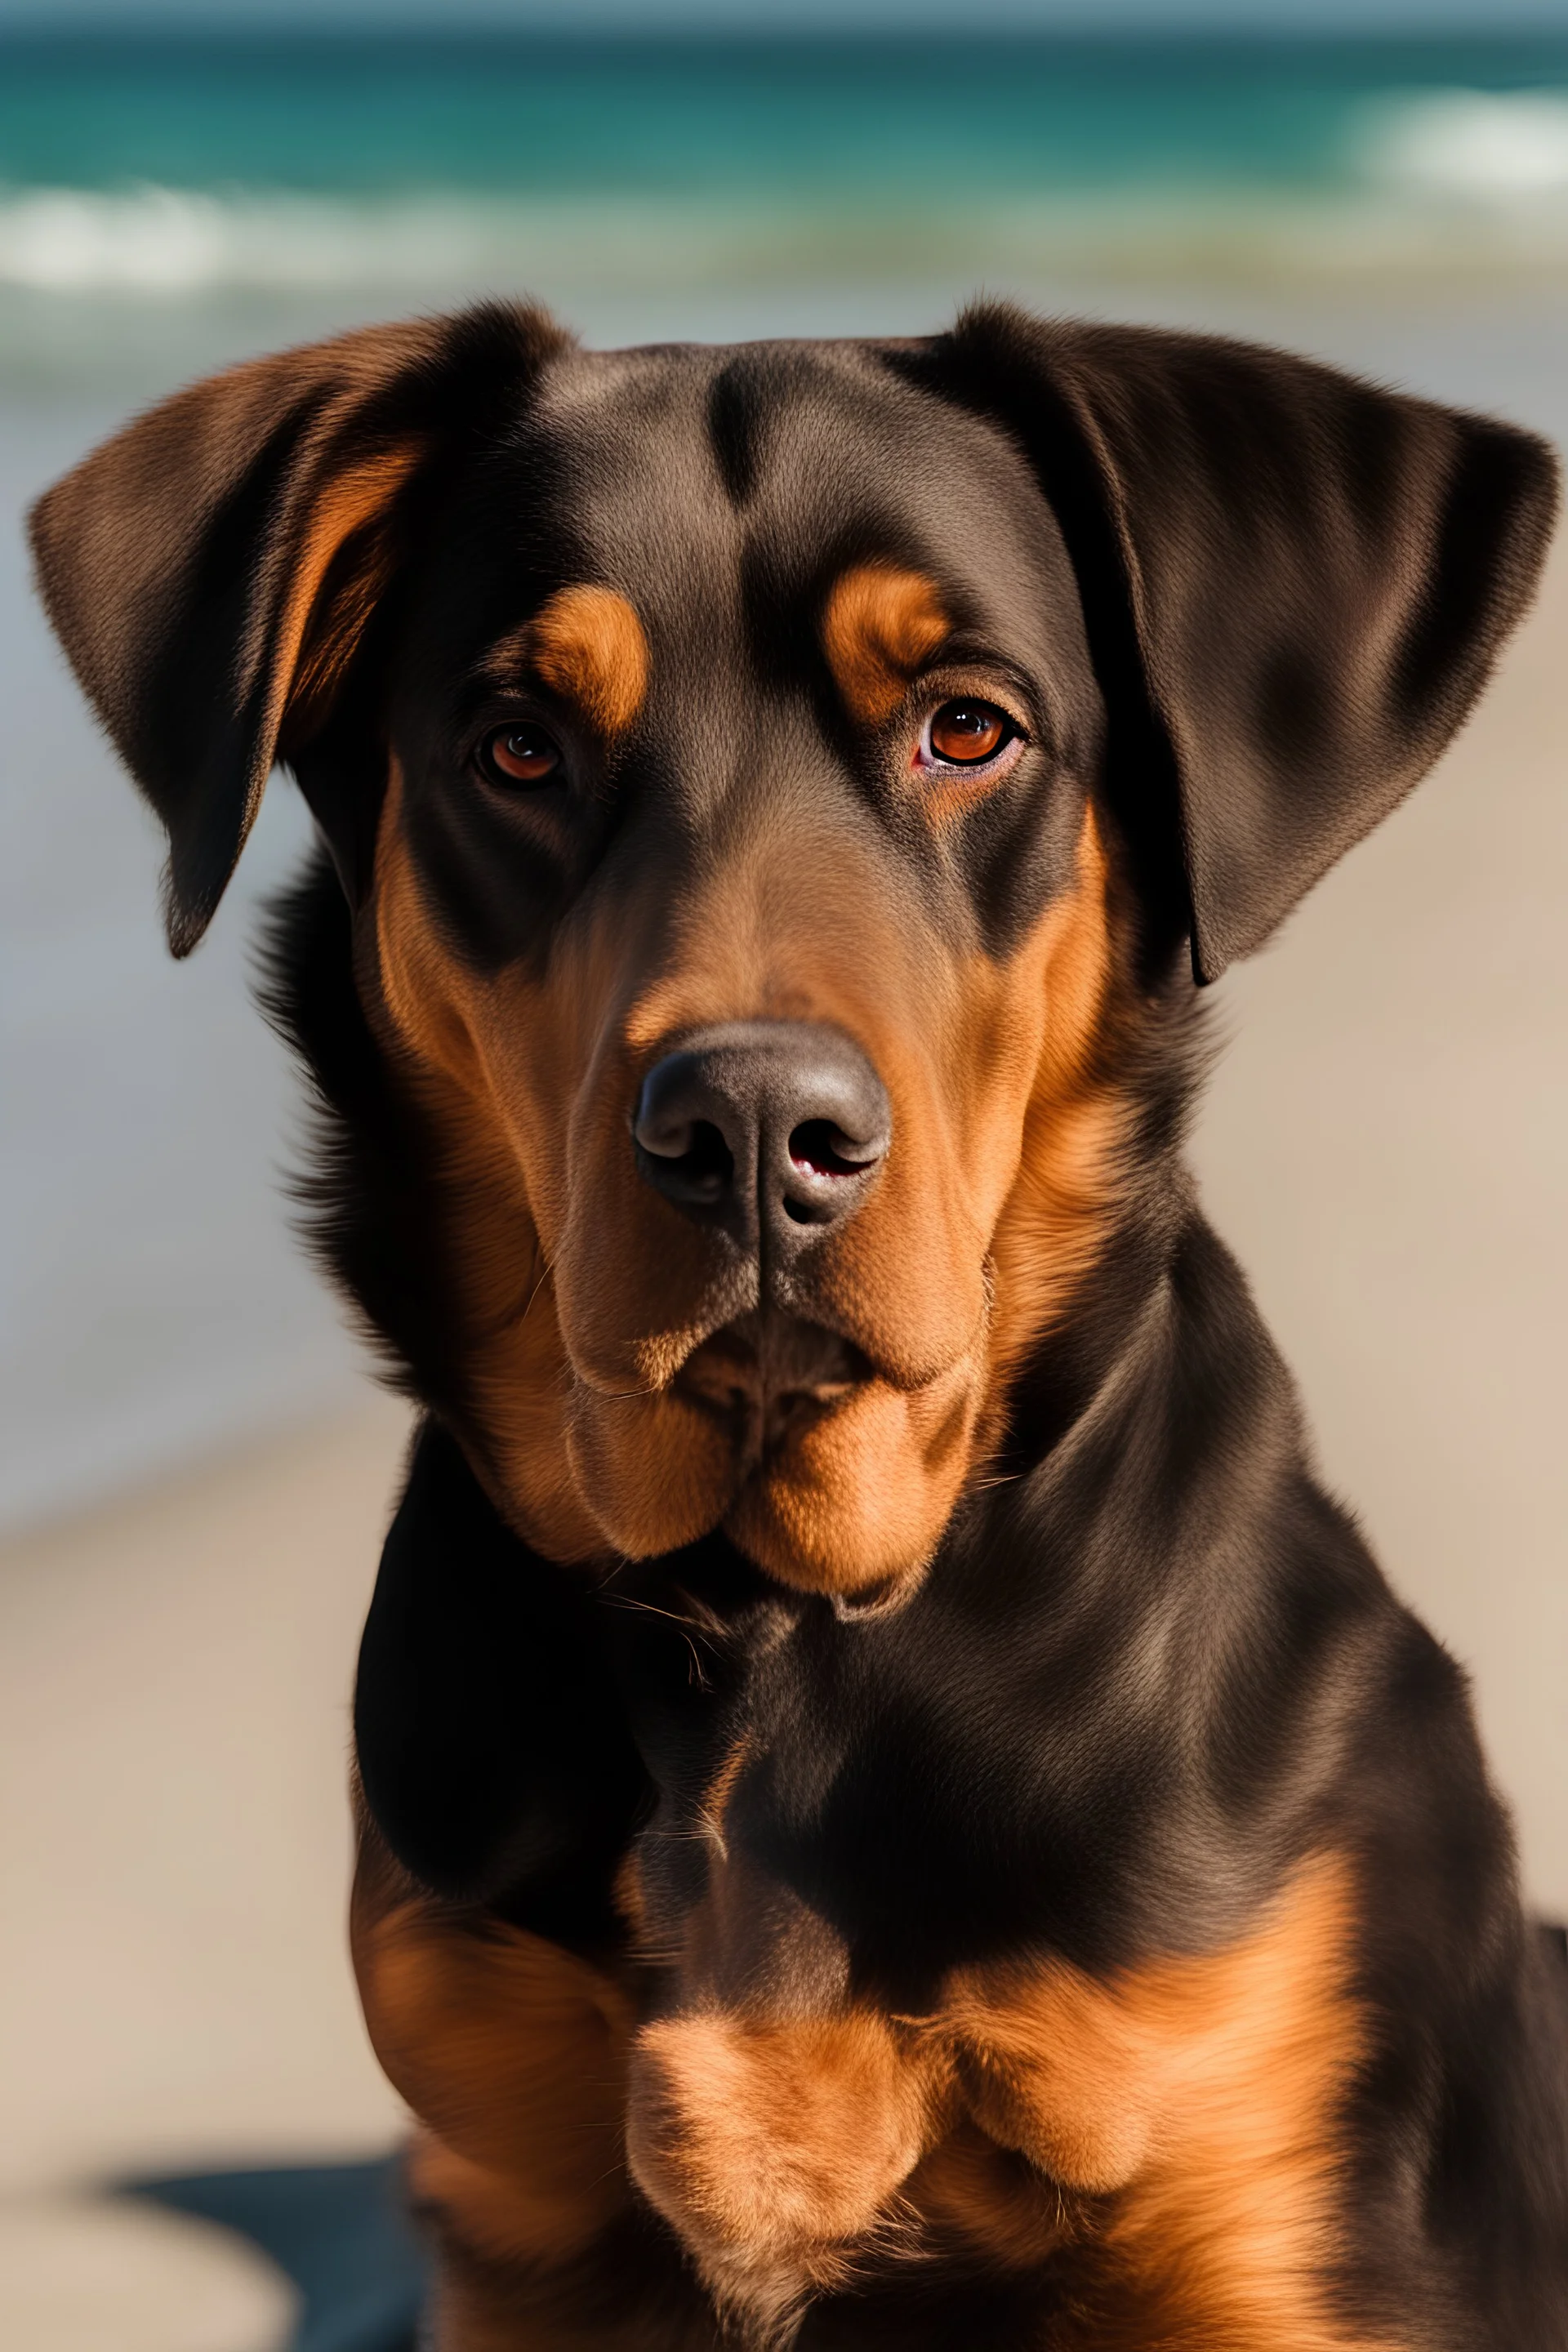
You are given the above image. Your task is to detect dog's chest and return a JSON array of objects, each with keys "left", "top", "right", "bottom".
[{"left": 615, "top": 1613, "right": 1378, "bottom": 2350}]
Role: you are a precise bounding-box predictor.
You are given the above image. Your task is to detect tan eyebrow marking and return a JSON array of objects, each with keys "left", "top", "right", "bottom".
[
  {"left": 527, "top": 584, "right": 649, "bottom": 736},
  {"left": 822, "top": 564, "right": 951, "bottom": 722}
]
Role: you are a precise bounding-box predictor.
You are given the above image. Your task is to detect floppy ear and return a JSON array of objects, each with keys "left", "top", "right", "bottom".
[
  {"left": 29, "top": 301, "right": 569, "bottom": 957},
  {"left": 927, "top": 304, "right": 1559, "bottom": 981}
]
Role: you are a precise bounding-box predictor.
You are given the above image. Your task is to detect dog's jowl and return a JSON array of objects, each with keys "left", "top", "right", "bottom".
[{"left": 31, "top": 302, "right": 1568, "bottom": 2348}]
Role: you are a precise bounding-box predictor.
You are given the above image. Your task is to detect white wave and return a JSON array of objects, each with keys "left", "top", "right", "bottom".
[
  {"left": 0, "top": 185, "right": 537, "bottom": 292},
  {"left": 1365, "top": 90, "right": 1568, "bottom": 201},
  {"left": 7, "top": 172, "right": 1568, "bottom": 305},
  {"left": 0, "top": 185, "right": 956, "bottom": 295}
]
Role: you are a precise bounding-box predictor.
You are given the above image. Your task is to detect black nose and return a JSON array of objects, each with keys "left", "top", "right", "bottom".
[{"left": 633, "top": 1021, "right": 890, "bottom": 1254}]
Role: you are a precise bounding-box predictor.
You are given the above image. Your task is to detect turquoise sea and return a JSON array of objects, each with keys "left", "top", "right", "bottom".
[
  {"left": 2, "top": 31, "right": 1568, "bottom": 332},
  {"left": 5, "top": 29, "right": 1568, "bottom": 1531},
  {"left": 0, "top": 33, "right": 1562, "bottom": 197}
]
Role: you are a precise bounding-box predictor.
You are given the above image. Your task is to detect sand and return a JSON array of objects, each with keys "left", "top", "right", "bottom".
[{"left": 0, "top": 1398, "right": 411, "bottom": 2349}]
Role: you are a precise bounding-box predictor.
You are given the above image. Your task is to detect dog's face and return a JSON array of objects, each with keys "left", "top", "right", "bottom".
[
  {"left": 370, "top": 345, "right": 1121, "bottom": 1590},
  {"left": 29, "top": 302, "right": 1554, "bottom": 1595}
]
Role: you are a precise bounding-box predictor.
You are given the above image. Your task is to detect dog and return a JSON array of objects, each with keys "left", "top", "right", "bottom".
[{"left": 30, "top": 300, "right": 1568, "bottom": 2348}]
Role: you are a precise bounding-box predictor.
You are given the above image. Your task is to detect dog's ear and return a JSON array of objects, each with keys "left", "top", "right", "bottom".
[
  {"left": 925, "top": 305, "right": 1559, "bottom": 980},
  {"left": 29, "top": 301, "right": 569, "bottom": 957}
]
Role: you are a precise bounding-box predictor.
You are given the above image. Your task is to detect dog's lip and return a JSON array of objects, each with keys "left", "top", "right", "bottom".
[
  {"left": 563, "top": 1264, "right": 990, "bottom": 1401},
  {"left": 674, "top": 1311, "right": 874, "bottom": 1465}
]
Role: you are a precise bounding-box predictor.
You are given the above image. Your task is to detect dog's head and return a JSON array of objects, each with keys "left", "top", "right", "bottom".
[{"left": 31, "top": 303, "right": 1555, "bottom": 1597}]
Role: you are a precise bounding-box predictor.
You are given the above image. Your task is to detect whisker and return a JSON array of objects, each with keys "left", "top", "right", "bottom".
[
  {"left": 599, "top": 1592, "right": 719, "bottom": 1642},
  {"left": 515, "top": 1253, "right": 554, "bottom": 1330}
]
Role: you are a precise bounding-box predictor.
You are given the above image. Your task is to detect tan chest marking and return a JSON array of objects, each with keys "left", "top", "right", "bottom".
[
  {"left": 941, "top": 1853, "right": 1383, "bottom": 2348},
  {"left": 630, "top": 2007, "right": 941, "bottom": 2278},
  {"left": 626, "top": 1855, "right": 1391, "bottom": 2350}
]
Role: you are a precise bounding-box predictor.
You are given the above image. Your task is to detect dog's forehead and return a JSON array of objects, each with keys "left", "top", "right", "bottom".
[{"left": 497, "top": 338, "right": 1080, "bottom": 640}]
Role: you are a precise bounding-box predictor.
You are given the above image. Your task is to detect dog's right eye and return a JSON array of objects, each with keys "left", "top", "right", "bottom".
[{"left": 477, "top": 723, "right": 562, "bottom": 786}]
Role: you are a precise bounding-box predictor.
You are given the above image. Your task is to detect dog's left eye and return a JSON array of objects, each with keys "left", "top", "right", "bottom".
[
  {"left": 920, "top": 700, "right": 1017, "bottom": 769},
  {"left": 478, "top": 723, "right": 562, "bottom": 786}
]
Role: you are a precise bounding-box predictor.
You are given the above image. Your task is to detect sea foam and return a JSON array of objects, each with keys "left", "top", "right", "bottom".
[{"left": 1366, "top": 90, "right": 1568, "bottom": 200}]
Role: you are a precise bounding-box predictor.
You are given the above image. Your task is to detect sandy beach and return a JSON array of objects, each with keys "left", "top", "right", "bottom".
[
  {"left": 0, "top": 1399, "right": 411, "bottom": 2348},
  {"left": 2, "top": 272, "right": 1566, "bottom": 2348}
]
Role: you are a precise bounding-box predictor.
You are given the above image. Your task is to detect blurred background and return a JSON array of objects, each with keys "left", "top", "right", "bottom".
[{"left": 2, "top": 2, "right": 1566, "bottom": 2345}]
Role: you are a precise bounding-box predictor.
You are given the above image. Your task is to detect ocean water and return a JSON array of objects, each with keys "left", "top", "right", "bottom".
[
  {"left": 2, "top": 31, "right": 1568, "bottom": 328},
  {"left": 5, "top": 31, "right": 1568, "bottom": 1532}
]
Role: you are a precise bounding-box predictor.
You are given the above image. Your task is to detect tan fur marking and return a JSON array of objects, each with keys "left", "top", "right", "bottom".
[
  {"left": 906, "top": 2118, "right": 1078, "bottom": 2270},
  {"left": 941, "top": 1855, "right": 1383, "bottom": 2349},
  {"left": 698, "top": 1735, "right": 752, "bottom": 1858},
  {"left": 628, "top": 2007, "right": 948, "bottom": 2315},
  {"left": 822, "top": 564, "right": 949, "bottom": 721},
  {"left": 979, "top": 807, "right": 1131, "bottom": 1437},
  {"left": 350, "top": 1809, "right": 632, "bottom": 2271},
  {"left": 528, "top": 583, "right": 648, "bottom": 735},
  {"left": 368, "top": 770, "right": 608, "bottom": 1562},
  {"left": 724, "top": 1352, "right": 979, "bottom": 1596},
  {"left": 272, "top": 439, "right": 426, "bottom": 752},
  {"left": 621, "top": 1855, "right": 1384, "bottom": 2344}
]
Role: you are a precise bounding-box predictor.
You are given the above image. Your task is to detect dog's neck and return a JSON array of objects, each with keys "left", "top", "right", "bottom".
[{"left": 599, "top": 1199, "right": 1321, "bottom": 2002}]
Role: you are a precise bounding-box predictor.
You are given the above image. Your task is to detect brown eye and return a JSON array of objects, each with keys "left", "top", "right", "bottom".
[
  {"left": 925, "top": 700, "right": 1013, "bottom": 765},
  {"left": 480, "top": 723, "right": 562, "bottom": 786}
]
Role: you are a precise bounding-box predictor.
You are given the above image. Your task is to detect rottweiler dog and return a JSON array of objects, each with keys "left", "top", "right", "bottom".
[{"left": 30, "top": 301, "right": 1568, "bottom": 2349}]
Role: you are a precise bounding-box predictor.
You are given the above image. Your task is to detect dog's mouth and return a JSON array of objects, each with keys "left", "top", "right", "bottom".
[{"left": 674, "top": 1311, "right": 875, "bottom": 1471}]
